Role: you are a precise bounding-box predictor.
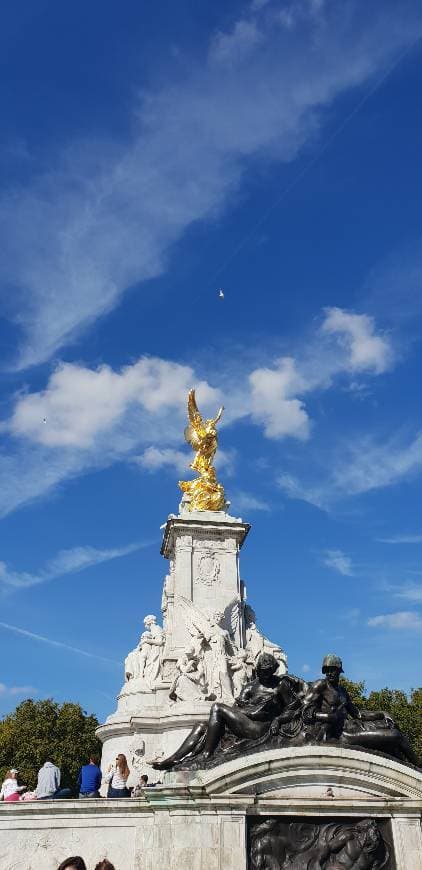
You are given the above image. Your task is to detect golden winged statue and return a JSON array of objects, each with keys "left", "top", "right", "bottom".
[{"left": 179, "top": 389, "right": 226, "bottom": 511}]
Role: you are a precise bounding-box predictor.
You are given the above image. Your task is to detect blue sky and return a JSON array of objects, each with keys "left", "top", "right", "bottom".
[{"left": 1, "top": 0, "right": 422, "bottom": 722}]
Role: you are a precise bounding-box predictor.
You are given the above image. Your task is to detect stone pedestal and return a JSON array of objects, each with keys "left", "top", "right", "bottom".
[
  {"left": 160, "top": 508, "right": 250, "bottom": 671},
  {"left": 1, "top": 748, "right": 421, "bottom": 869}
]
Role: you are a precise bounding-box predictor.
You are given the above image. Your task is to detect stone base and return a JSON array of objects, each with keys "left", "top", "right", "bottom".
[
  {"left": 97, "top": 702, "right": 213, "bottom": 787},
  {"left": 1, "top": 748, "right": 421, "bottom": 869}
]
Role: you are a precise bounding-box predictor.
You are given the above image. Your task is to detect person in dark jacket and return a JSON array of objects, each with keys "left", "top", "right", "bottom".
[{"left": 78, "top": 755, "right": 102, "bottom": 798}]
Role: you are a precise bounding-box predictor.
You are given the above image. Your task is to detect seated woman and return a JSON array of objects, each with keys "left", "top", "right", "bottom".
[
  {"left": 105, "top": 753, "right": 130, "bottom": 797},
  {"left": 0, "top": 768, "right": 26, "bottom": 802},
  {"left": 153, "top": 653, "right": 306, "bottom": 769}
]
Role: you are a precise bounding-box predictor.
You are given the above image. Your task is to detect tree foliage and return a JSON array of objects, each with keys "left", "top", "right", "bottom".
[
  {"left": 340, "top": 678, "right": 422, "bottom": 758},
  {"left": 0, "top": 699, "right": 102, "bottom": 791}
]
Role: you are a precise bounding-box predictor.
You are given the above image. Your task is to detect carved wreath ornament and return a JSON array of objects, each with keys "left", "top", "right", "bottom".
[{"left": 195, "top": 553, "right": 220, "bottom": 586}]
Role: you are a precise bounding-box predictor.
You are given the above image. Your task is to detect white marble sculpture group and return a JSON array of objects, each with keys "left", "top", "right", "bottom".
[{"left": 123, "top": 599, "right": 286, "bottom": 706}]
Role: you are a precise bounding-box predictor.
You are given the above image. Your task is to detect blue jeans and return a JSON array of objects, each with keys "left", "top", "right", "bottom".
[
  {"left": 107, "top": 786, "right": 130, "bottom": 798},
  {"left": 79, "top": 791, "right": 100, "bottom": 798}
]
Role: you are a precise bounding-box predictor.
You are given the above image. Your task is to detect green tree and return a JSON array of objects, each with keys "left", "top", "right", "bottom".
[
  {"left": 340, "top": 678, "right": 422, "bottom": 759},
  {"left": 0, "top": 699, "right": 102, "bottom": 792}
]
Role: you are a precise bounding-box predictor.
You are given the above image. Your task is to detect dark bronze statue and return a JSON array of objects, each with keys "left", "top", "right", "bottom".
[
  {"left": 153, "top": 652, "right": 306, "bottom": 770},
  {"left": 250, "top": 817, "right": 391, "bottom": 869},
  {"left": 152, "top": 652, "right": 420, "bottom": 771},
  {"left": 303, "top": 655, "right": 419, "bottom": 766}
]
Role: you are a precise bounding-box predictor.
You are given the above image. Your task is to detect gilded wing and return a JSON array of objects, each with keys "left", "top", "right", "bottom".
[
  {"left": 184, "top": 389, "right": 204, "bottom": 448},
  {"left": 176, "top": 595, "right": 211, "bottom": 638},
  {"left": 187, "top": 389, "right": 203, "bottom": 429}
]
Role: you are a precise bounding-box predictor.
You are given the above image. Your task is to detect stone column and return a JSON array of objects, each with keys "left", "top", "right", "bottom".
[
  {"left": 160, "top": 509, "right": 250, "bottom": 666},
  {"left": 392, "top": 814, "right": 422, "bottom": 870}
]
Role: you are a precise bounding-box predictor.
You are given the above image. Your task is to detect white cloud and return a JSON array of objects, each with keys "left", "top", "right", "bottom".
[
  {"left": 249, "top": 357, "right": 310, "bottom": 440},
  {"left": 0, "top": 622, "right": 120, "bottom": 665},
  {"left": 2, "top": 304, "right": 393, "bottom": 517},
  {"left": 0, "top": 683, "right": 37, "bottom": 696},
  {"left": 321, "top": 308, "right": 393, "bottom": 374},
  {"left": 368, "top": 611, "right": 422, "bottom": 631},
  {"left": 0, "top": 540, "right": 149, "bottom": 590},
  {"left": 10, "top": 358, "right": 221, "bottom": 448},
  {"left": 302, "top": 663, "right": 311, "bottom": 673},
  {"left": 321, "top": 549, "right": 354, "bottom": 576},
  {"left": 0, "top": 3, "right": 419, "bottom": 367}
]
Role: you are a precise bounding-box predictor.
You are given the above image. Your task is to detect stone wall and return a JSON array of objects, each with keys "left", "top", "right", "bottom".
[{"left": 1, "top": 748, "right": 421, "bottom": 870}]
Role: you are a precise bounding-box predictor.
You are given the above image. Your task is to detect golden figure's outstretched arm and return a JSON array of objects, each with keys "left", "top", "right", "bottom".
[{"left": 212, "top": 405, "right": 224, "bottom": 426}]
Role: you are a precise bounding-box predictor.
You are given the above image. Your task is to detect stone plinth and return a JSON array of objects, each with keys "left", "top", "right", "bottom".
[
  {"left": 1, "top": 748, "right": 421, "bottom": 869},
  {"left": 160, "top": 509, "right": 250, "bottom": 663}
]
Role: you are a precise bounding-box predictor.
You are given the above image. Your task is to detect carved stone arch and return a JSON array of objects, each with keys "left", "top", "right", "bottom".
[{"left": 195, "top": 746, "right": 422, "bottom": 802}]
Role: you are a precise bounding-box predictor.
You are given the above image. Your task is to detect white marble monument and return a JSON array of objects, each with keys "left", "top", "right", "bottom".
[{"left": 97, "top": 499, "right": 287, "bottom": 784}]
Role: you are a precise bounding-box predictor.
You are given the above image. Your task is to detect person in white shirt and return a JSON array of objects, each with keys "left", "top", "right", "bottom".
[
  {"left": 0, "top": 768, "right": 25, "bottom": 802},
  {"left": 105, "top": 753, "right": 130, "bottom": 797}
]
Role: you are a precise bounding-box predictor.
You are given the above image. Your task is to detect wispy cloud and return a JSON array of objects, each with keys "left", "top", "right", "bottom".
[
  {"left": 376, "top": 532, "right": 422, "bottom": 544},
  {"left": 368, "top": 611, "right": 422, "bottom": 631},
  {"left": 230, "top": 490, "right": 270, "bottom": 513},
  {"left": 279, "top": 430, "right": 422, "bottom": 510},
  {"left": 134, "top": 446, "right": 191, "bottom": 475},
  {"left": 321, "top": 549, "right": 354, "bottom": 576},
  {"left": 0, "top": 2, "right": 419, "bottom": 368},
  {"left": 277, "top": 472, "right": 326, "bottom": 510},
  {"left": 0, "top": 540, "right": 151, "bottom": 590},
  {"left": 0, "top": 683, "right": 37, "bottom": 696},
  {"left": 0, "top": 622, "right": 120, "bottom": 664},
  {"left": 393, "top": 583, "right": 422, "bottom": 603}
]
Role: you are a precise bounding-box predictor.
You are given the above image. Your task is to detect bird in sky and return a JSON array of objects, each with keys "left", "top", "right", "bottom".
[{"left": 218, "top": 288, "right": 224, "bottom": 299}]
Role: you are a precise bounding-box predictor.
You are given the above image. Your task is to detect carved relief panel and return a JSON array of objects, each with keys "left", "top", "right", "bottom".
[
  {"left": 248, "top": 817, "right": 395, "bottom": 870},
  {"left": 195, "top": 552, "right": 221, "bottom": 586}
]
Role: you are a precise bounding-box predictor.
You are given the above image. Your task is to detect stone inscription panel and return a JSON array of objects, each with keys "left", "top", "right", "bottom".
[{"left": 248, "top": 816, "right": 396, "bottom": 870}]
